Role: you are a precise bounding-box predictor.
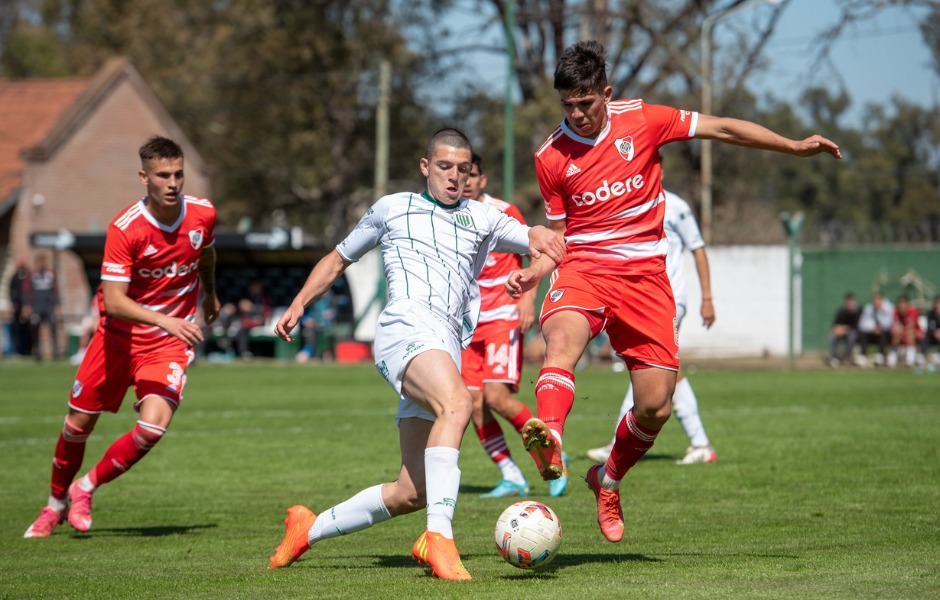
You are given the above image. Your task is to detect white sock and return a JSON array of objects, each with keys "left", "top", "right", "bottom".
[
  {"left": 77, "top": 474, "right": 96, "bottom": 493},
  {"left": 48, "top": 496, "right": 67, "bottom": 512},
  {"left": 611, "top": 385, "right": 635, "bottom": 445},
  {"left": 598, "top": 465, "right": 620, "bottom": 491},
  {"left": 425, "top": 446, "right": 460, "bottom": 539},
  {"left": 673, "top": 378, "right": 710, "bottom": 448},
  {"left": 496, "top": 458, "right": 526, "bottom": 485},
  {"left": 308, "top": 484, "right": 391, "bottom": 545}
]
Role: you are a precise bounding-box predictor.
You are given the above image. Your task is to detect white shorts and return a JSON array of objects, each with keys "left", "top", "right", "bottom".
[{"left": 372, "top": 301, "right": 463, "bottom": 423}]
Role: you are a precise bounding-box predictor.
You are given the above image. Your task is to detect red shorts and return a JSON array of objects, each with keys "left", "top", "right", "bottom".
[
  {"left": 461, "top": 320, "right": 523, "bottom": 392},
  {"left": 540, "top": 268, "right": 679, "bottom": 371},
  {"left": 68, "top": 330, "right": 194, "bottom": 414}
]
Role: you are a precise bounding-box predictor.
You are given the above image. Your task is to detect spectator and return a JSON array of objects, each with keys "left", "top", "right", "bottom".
[
  {"left": 921, "top": 296, "right": 940, "bottom": 370},
  {"left": 856, "top": 292, "right": 894, "bottom": 367},
  {"left": 295, "top": 289, "right": 338, "bottom": 363},
  {"left": 889, "top": 294, "right": 923, "bottom": 368},
  {"left": 827, "top": 292, "right": 860, "bottom": 367},
  {"left": 8, "top": 259, "right": 32, "bottom": 356},
  {"left": 209, "top": 281, "right": 271, "bottom": 358},
  {"left": 24, "top": 254, "right": 61, "bottom": 360},
  {"left": 234, "top": 280, "right": 271, "bottom": 358}
]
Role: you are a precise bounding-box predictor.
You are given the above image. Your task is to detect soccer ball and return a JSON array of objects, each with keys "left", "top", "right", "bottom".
[{"left": 494, "top": 501, "right": 562, "bottom": 569}]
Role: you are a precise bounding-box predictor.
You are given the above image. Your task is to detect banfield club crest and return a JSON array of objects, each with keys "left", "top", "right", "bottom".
[
  {"left": 614, "top": 136, "right": 635, "bottom": 162},
  {"left": 188, "top": 228, "right": 205, "bottom": 250}
]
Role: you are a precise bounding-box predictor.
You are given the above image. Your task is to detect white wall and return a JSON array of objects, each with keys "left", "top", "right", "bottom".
[{"left": 679, "top": 245, "right": 799, "bottom": 358}]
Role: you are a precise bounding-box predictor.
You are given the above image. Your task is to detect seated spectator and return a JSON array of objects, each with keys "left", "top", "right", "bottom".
[
  {"left": 921, "top": 296, "right": 940, "bottom": 370},
  {"left": 827, "top": 292, "right": 860, "bottom": 367},
  {"left": 235, "top": 281, "right": 271, "bottom": 358},
  {"left": 296, "top": 290, "right": 338, "bottom": 363},
  {"left": 207, "top": 281, "right": 270, "bottom": 359},
  {"left": 890, "top": 294, "right": 923, "bottom": 368},
  {"left": 856, "top": 292, "right": 894, "bottom": 367}
]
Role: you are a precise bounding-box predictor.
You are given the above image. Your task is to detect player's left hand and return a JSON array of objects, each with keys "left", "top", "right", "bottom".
[
  {"left": 527, "top": 226, "right": 565, "bottom": 264},
  {"left": 517, "top": 297, "right": 536, "bottom": 333},
  {"left": 793, "top": 135, "right": 842, "bottom": 159},
  {"left": 202, "top": 294, "right": 221, "bottom": 325},
  {"left": 701, "top": 298, "right": 715, "bottom": 329}
]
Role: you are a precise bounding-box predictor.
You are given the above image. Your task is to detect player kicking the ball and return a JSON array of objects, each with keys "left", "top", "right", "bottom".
[
  {"left": 507, "top": 41, "right": 841, "bottom": 543},
  {"left": 267, "top": 128, "right": 564, "bottom": 580}
]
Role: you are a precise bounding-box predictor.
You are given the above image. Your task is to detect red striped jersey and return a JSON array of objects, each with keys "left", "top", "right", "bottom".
[
  {"left": 475, "top": 193, "right": 526, "bottom": 325},
  {"left": 535, "top": 99, "right": 697, "bottom": 275},
  {"left": 97, "top": 196, "right": 216, "bottom": 341}
]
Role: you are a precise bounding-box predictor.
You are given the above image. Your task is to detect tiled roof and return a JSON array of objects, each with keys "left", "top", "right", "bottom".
[{"left": 0, "top": 76, "right": 93, "bottom": 202}]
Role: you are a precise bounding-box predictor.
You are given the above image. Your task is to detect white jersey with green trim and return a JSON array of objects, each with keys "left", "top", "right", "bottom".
[
  {"left": 336, "top": 190, "right": 531, "bottom": 345},
  {"left": 663, "top": 190, "right": 705, "bottom": 309}
]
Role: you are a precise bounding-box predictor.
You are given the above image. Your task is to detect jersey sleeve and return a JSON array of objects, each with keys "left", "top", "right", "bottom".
[
  {"left": 643, "top": 103, "right": 698, "bottom": 147},
  {"left": 673, "top": 202, "right": 704, "bottom": 252},
  {"left": 489, "top": 207, "right": 531, "bottom": 255},
  {"left": 336, "top": 197, "right": 389, "bottom": 262},
  {"left": 100, "top": 225, "right": 134, "bottom": 283},
  {"left": 535, "top": 151, "right": 567, "bottom": 221}
]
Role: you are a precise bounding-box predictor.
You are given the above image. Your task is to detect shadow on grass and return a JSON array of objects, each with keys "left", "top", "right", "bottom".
[{"left": 78, "top": 523, "right": 218, "bottom": 538}]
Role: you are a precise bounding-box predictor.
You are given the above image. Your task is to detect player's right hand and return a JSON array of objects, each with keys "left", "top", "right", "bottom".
[
  {"left": 505, "top": 268, "right": 539, "bottom": 298},
  {"left": 274, "top": 302, "right": 304, "bottom": 342},
  {"left": 157, "top": 316, "right": 205, "bottom": 347}
]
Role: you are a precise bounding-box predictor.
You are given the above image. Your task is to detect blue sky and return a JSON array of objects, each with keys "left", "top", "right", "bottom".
[{"left": 443, "top": 0, "right": 938, "bottom": 126}]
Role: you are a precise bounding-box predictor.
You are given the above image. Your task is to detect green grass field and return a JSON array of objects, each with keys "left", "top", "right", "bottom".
[{"left": 1, "top": 360, "right": 938, "bottom": 599}]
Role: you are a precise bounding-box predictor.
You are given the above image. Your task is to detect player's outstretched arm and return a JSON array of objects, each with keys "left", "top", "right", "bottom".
[
  {"left": 507, "top": 221, "right": 566, "bottom": 299},
  {"left": 695, "top": 114, "right": 842, "bottom": 160},
  {"left": 275, "top": 250, "right": 352, "bottom": 342},
  {"left": 691, "top": 247, "right": 715, "bottom": 329}
]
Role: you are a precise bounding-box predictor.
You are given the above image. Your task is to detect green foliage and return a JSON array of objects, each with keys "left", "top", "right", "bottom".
[{"left": 1, "top": 362, "right": 939, "bottom": 598}]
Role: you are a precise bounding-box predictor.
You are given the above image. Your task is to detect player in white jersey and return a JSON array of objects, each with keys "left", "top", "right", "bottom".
[
  {"left": 586, "top": 190, "right": 718, "bottom": 465},
  {"left": 268, "top": 128, "right": 564, "bottom": 581}
]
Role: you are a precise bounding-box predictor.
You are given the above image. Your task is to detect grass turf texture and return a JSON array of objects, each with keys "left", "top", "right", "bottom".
[{"left": 1, "top": 361, "right": 938, "bottom": 599}]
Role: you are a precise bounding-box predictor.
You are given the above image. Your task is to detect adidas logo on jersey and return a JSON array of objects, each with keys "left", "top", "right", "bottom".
[
  {"left": 143, "top": 244, "right": 159, "bottom": 257},
  {"left": 565, "top": 163, "right": 581, "bottom": 177}
]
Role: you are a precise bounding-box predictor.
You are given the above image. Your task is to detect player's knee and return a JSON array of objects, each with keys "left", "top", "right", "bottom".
[
  {"left": 132, "top": 421, "right": 166, "bottom": 451},
  {"left": 440, "top": 390, "right": 473, "bottom": 423},
  {"left": 62, "top": 415, "right": 93, "bottom": 442}
]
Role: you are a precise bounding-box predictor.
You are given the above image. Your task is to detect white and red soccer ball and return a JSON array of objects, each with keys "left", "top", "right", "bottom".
[{"left": 494, "top": 501, "right": 563, "bottom": 569}]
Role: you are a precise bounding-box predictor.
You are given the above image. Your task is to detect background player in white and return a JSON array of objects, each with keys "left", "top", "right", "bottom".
[
  {"left": 586, "top": 190, "right": 717, "bottom": 465},
  {"left": 460, "top": 153, "right": 571, "bottom": 498},
  {"left": 24, "top": 136, "right": 219, "bottom": 538},
  {"left": 267, "top": 128, "right": 564, "bottom": 581}
]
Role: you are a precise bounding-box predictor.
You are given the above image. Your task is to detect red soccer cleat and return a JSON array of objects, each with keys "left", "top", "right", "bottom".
[
  {"left": 521, "top": 418, "right": 564, "bottom": 481},
  {"left": 585, "top": 464, "right": 625, "bottom": 543},
  {"left": 24, "top": 507, "right": 66, "bottom": 538},
  {"left": 68, "top": 481, "right": 93, "bottom": 532}
]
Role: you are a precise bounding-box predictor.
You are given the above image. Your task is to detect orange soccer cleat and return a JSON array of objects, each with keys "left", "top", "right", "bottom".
[
  {"left": 585, "top": 464, "right": 625, "bottom": 543},
  {"left": 412, "top": 530, "right": 472, "bottom": 581},
  {"left": 268, "top": 505, "right": 317, "bottom": 569},
  {"left": 521, "top": 418, "right": 563, "bottom": 481}
]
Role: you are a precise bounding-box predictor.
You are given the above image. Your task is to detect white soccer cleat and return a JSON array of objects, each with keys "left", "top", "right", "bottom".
[
  {"left": 586, "top": 443, "right": 613, "bottom": 464},
  {"left": 676, "top": 446, "right": 717, "bottom": 465}
]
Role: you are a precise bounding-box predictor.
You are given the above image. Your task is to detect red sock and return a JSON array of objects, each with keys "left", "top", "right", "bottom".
[
  {"left": 507, "top": 404, "right": 533, "bottom": 433},
  {"left": 535, "top": 367, "right": 575, "bottom": 440},
  {"left": 89, "top": 422, "right": 165, "bottom": 487},
  {"left": 476, "top": 419, "right": 511, "bottom": 464},
  {"left": 50, "top": 417, "right": 92, "bottom": 499},
  {"left": 604, "top": 410, "right": 660, "bottom": 481}
]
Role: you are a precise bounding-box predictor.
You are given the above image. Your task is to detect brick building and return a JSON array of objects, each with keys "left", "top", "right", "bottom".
[{"left": 0, "top": 58, "right": 210, "bottom": 355}]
